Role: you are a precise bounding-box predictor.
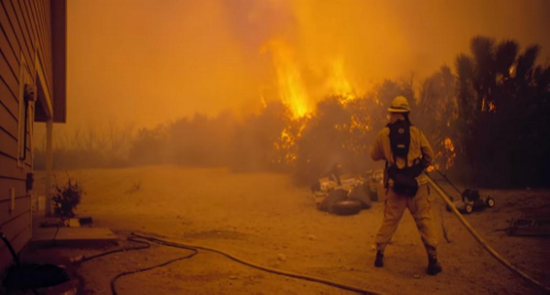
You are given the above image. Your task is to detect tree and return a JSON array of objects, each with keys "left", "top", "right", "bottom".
[
  {"left": 455, "top": 36, "right": 550, "bottom": 187},
  {"left": 415, "top": 65, "right": 458, "bottom": 170},
  {"left": 230, "top": 101, "right": 291, "bottom": 172}
]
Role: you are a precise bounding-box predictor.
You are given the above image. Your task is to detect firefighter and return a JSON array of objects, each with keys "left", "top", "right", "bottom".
[{"left": 370, "top": 96, "right": 442, "bottom": 275}]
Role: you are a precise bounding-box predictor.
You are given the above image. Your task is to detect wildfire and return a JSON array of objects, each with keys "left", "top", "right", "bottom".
[
  {"left": 273, "top": 118, "right": 308, "bottom": 165},
  {"left": 265, "top": 40, "right": 311, "bottom": 118},
  {"left": 263, "top": 40, "right": 359, "bottom": 117},
  {"left": 430, "top": 137, "right": 457, "bottom": 171},
  {"left": 443, "top": 137, "right": 456, "bottom": 169},
  {"left": 263, "top": 41, "right": 361, "bottom": 165},
  {"left": 327, "top": 57, "right": 356, "bottom": 102}
]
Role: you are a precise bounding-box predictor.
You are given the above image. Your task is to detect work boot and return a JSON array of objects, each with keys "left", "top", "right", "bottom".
[
  {"left": 374, "top": 251, "right": 384, "bottom": 268},
  {"left": 427, "top": 256, "right": 442, "bottom": 275}
]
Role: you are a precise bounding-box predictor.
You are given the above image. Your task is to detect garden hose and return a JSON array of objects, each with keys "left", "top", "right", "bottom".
[
  {"left": 0, "top": 232, "right": 19, "bottom": 265},
  {"left": 79, "top": 234, "right": 377, "bottom": 294},
  {"left": 77, "top": 237, "right": 150, "bottom": 264},
  {"left": 1, "top": 232, "right": 39, "bottom": 295},
  {"left": 131, "top": 233, "right": 379, "bottom": 294},
  {"left": 425, "top": 175, "right": 550, "bottom": 293},
  {"left": 77, "top": 236, "right": 197, "bottom": 295},
  {"left": 109, "top": 240, "right": 198, "bottom": 295}
]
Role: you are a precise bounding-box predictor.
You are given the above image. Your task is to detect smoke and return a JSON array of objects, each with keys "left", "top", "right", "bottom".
[
  {"left": 48, "top": 0, "right": 550, "bottom": 139},
  {"left": 219, "top": 0, "right": 550, "bottom": 116}
]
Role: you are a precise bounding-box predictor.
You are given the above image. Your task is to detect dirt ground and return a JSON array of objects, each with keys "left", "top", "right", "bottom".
[{"left": 29, "top": 166, "right": 549, "bottom": 294}]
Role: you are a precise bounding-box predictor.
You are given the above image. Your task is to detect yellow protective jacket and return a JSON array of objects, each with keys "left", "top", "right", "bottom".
[{"left": 370, "top": 125, "right": 434, "bottom": 186}]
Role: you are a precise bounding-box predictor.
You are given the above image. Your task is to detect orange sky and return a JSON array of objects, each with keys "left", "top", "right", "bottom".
[{"left": 60, "top": 0, "right": 549, "bottom": 131}]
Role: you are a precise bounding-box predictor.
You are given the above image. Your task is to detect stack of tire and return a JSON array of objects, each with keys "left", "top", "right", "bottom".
[{"left": 317, "top": 184, "right": 372, "bottom": 216}]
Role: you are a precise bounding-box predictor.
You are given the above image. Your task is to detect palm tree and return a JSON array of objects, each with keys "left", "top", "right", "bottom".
[
  {"left": 455, "top": 54, "right": 475, "bottom": 119},
  {"left": 454, "top": 36, "right": 550, "bottom": 186},
  {"left": 495, "top": 40, "right": 519, "bottom": 79}
]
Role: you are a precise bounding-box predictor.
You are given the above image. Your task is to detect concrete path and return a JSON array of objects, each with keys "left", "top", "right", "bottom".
[{"left": 31, "top": 213, "right": 118, "bottom": 247}]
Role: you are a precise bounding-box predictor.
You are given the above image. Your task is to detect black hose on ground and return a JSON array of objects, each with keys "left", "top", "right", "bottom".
[
  {"left": 109, "top": 241, "right": 198, "bottom": 295},
  {"left": 77, "top": 237, "right": 151, "bottom": 264},
  {"left": 1, "top": 232, "right": 39, "bottom": 295},
  {"left": 0, "top": 232, "right": 20, "bottom": 265},
  {"left": 77, "top": 231, "right": 380, "bottom": 294},
  {"left": 132, "top": 233, "right": 379, "bottom": 295},
  {"left": 77, "top": 236, "right": 198, "bottom": 295}
]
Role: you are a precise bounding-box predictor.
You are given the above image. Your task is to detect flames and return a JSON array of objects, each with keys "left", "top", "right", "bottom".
[
  {"left": 273, "top": 127, "right": 294, "bottom": 164},
  {"left": 273, "top": 121, "right": 307, "bottom": 165},
  {"left": 327, "top": 57, "right": 357, "bottom": 102},
  {"left": 265, "top": 39, "right": 360, "bottom": 165},
  {"left": 264, "top": 39, "right": 456, "bottom": 172},
  {"left": 264, "top": 40, "right": 358, "bottom": 118},
  {"left": 265, "top": 40, "right": 311, "bottom": 118},
  {"left": 265, "top": 40, "right": 308, "bottom": 164},
  {"left": 443, "top": 137, "right": 456, "bottom": 168},
  {"left": 431, "top": 136, "right": 457, "bottom": 171}
]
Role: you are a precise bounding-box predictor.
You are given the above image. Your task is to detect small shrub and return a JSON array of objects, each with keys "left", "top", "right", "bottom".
[{"left": 53, "top": 177, "right": 83, "bottom": 218}]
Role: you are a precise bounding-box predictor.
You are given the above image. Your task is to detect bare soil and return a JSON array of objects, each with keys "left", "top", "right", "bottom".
[{"left": 30, "top": 166, "right": 550, "bottom": 294}]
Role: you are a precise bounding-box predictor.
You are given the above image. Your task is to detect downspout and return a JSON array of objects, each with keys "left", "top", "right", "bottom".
[
  {"left": 45, "top": 119, "right": 53, "bottom": 216},
  {"left": 19, "top": 85, "right": 37, "bottom": 162}
]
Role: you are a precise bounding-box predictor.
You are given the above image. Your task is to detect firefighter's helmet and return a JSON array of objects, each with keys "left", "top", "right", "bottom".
[{"left": 387, "top": 96, "right": 411, "bottom": 113}]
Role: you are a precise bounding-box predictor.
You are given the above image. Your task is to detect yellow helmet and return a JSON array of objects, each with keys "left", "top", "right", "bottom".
[{"left": 387, "top": 96, "right": 411, "bottom": 113}]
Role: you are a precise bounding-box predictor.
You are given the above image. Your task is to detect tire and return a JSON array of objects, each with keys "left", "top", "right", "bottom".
[
  {"left": 486, "top": 197, "right": 495, "bottom": 208},
  {"left": 332, "top": 199, "right": 362, "bottom": 216},
  {"left": 464, "top": 203, "right": 473, "bottom": 214},
  {"left": 319, "top": 189, "right": 347, "bottom": 212},
  {"left": 350, "top": 185, "right": 371, "bottom": 209}
]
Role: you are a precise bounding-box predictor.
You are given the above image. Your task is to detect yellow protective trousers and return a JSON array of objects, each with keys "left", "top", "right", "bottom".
[{"left": 375, "top": 184, "right": 438, "bottom": 257}]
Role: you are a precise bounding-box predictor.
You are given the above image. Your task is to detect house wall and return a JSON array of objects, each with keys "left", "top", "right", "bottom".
[{"left": 0, "top": 0, "right": 56, "bottom": 272}]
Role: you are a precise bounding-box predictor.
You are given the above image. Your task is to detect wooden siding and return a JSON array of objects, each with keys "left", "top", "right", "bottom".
[{"left": 0, "top": 0, "right": 61, "bottom": 273}]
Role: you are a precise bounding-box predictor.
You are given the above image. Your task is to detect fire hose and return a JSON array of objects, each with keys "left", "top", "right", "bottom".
[
  {"left": 425, "top": 175, "right": 550, "bottom": 293},
  {"left": 131, "top": 233, "right": 379, "bottom": 295},
  {"left": 78, "top": 233, "right": 379, "bottom": 294}
]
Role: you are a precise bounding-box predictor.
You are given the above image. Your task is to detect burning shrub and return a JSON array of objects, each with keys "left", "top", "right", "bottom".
[{"left": 52, "top": 177, "right": 83, "bottom": 218}]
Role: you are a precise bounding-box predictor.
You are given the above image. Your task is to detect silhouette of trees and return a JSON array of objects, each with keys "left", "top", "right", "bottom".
[
  {"left": 129, "top": 126, "right": 169, "bottom": 165},
  {"left": 230, "top": 101, "right": 292, "bottom": 172},
  {"left": 169, "top": 111, "right": 236, "bottom": 167},
  {"left": 34, "top": 121, "right": 134, "bottom": 169},
  {"left": 294, "top": 77, "right": 416, "bottom": 184},
  {"left": 294, "top": 97, "right": 352, "bottom": 183},
  {"left": 415, "top": 65, "right": 458, "bottom": 170},
  {"left": 34, "top": 35, "right": 550, "bottom": 188},
  {"left": 455, "top": 36, "right": 550, "bottom": 186}
]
